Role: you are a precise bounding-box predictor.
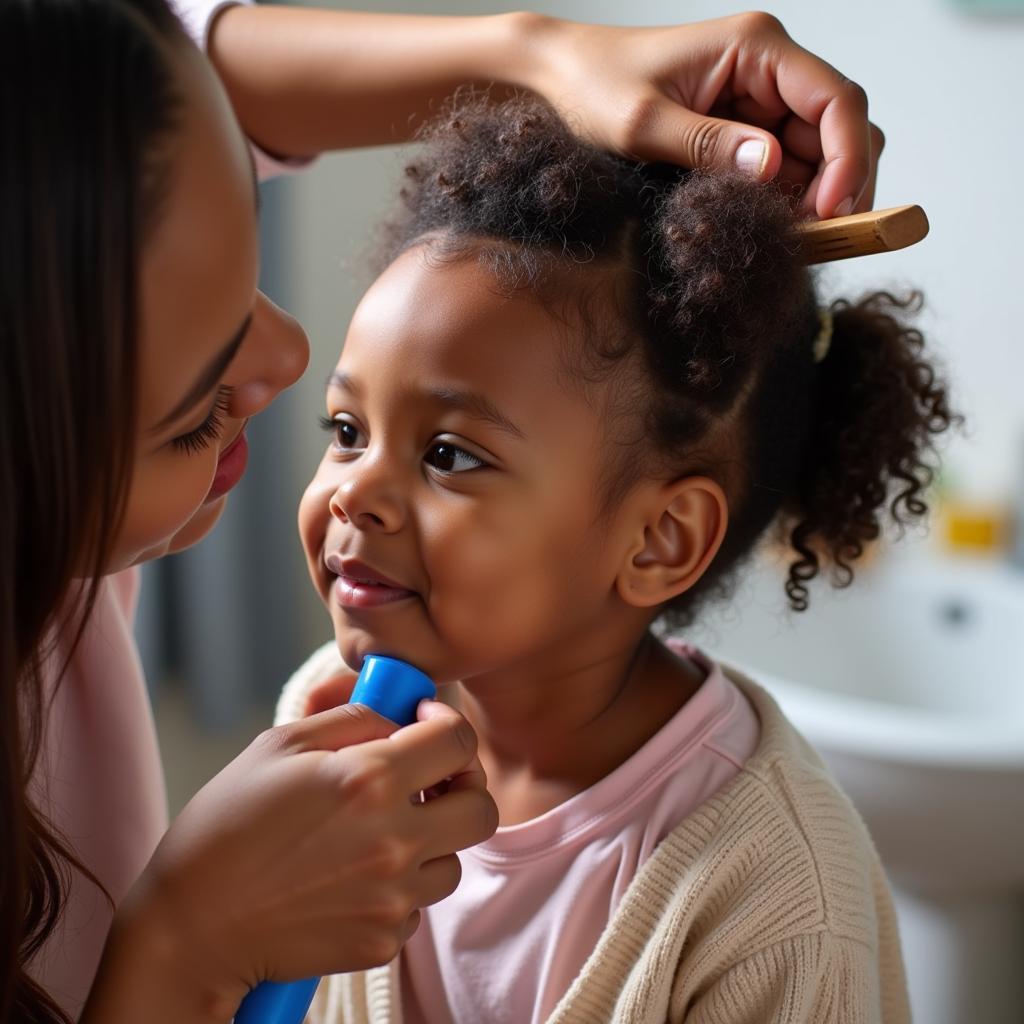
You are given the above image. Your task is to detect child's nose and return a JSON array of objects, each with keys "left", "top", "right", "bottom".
[
  {"left": 226, "top": 292, "right": 310, "bottom": 418},
  {"left": 329, "top": 454, "right": 406, "bottom": 534}
]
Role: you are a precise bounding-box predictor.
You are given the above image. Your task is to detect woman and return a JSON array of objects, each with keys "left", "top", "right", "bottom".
[{"left": 0, "top": 1, "right": 883, "bottom": 1021}]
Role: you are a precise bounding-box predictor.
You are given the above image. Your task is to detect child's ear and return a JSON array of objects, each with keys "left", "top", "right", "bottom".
[{"left": 616, "top": 477, "right": 728, "bottom": 608}]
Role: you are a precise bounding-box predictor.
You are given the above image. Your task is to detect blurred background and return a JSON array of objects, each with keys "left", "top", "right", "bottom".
[
  {"left": 144, "top": 0, "right": 1024, "bottom": 796},
  {"left": 146, "top": 2, "right": 1024, "bottom": 1015}
]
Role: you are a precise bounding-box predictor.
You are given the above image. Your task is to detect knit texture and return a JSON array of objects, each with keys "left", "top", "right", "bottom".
[{"left": 276, "top": 644, "right": 909, "bottom": 1024}]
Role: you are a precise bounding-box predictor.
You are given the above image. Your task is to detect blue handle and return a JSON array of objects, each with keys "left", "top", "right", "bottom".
[{"left": 234, "top": 655, "right": 436, "bottom": 1024}]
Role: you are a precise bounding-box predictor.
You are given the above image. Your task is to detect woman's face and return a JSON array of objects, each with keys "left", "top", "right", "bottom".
[{"left": 106, "top": 40, "right": 308, "bottom": 573}]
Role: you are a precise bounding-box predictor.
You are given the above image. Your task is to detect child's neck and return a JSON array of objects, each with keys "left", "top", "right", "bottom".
[{"left": 454, "top": 631, "right": 705, "bottom": 827}]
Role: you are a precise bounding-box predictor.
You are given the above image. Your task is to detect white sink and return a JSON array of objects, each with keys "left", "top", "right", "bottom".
[{"left": 682, "top": 555, "right": 1024, "bottom": 1024}]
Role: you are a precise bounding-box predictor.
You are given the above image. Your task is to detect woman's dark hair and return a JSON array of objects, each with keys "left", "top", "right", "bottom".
[
  {"left": 0, "top": 1, "right": 185, "bottom": 1019},
  {"left": 382, "top": 91, "right": 957, "bottom": 621}
]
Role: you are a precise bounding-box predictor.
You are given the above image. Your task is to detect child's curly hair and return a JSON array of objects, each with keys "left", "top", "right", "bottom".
[{"left": 379, "top": 91, "right": 957, "bottom": 620}]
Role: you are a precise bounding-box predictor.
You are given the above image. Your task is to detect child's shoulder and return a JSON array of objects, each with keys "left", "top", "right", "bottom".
[
  {"left": 636, "top": 664, "right": 887, "bottom": 948},
  {"left": 562, "top": 667, "right": 906, "bottom": 1019}
]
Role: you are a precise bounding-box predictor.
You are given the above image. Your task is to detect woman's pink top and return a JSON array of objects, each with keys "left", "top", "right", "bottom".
[
  {"left": 27, "top": 569, "right": 169, "bottom": 1019},
  {"left": 401, "top": 644, "right": 760, "bottom": 1024}
]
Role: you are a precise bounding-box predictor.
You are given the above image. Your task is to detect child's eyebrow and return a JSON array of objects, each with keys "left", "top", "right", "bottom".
[
  {"left": 424, "top": 386, "right": 526, "bottom": 441},
  {"left": 326, "top": 371, "right": 525, "bottom": 440}
]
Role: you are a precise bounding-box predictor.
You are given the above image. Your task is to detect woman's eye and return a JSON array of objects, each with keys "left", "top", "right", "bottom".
[
  {"left": 318, "top": 415, "right": 365, "bottom": 450},
  {"left": 171, "top": 386, "right": 233, "bottom": 456},
  {"left": 424, "top": 442, "right": 485, "bottom": 474}
]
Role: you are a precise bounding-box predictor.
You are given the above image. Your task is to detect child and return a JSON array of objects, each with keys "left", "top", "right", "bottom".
[{"left": 280, "top": 94, "right": 954, "bottom": 1023}]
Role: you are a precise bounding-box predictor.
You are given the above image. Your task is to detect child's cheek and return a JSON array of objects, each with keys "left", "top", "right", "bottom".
[{"left": 298, "top": 476, "right": 334, "bottom": 584}]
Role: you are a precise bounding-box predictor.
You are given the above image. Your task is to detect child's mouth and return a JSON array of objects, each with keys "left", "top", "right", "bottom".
[
  {"left": 325, "top": 553, "right": 417, "bottom": 609},
  {"left": 334, "top": 575, "right": 417, "bottom": 609}
]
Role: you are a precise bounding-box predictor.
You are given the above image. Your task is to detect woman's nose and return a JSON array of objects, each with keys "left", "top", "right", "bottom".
[
  {"left": 329, "top": 455, "right": 406, "bottom": 534},
  {"left": 226, "top": 291, "right": 310, "bottom": 418}
]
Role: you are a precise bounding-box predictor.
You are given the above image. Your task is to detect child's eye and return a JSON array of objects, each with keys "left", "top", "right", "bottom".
[
  {"left": 424, "top": 442, "right": 486, "bottom": 474},
  {"left": 318, "top": 414, "right": 366, "bottom": 451},
  {"left": 171, "top": 386, "right": 233, "bottom": 456}
]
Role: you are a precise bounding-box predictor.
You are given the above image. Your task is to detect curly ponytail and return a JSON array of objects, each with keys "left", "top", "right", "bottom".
[
  {"left": 382, "top": 92, "right": 957, "bottom": 620},
  {"left": 781, "top": 292, "right": 958, "bottom": 609}
]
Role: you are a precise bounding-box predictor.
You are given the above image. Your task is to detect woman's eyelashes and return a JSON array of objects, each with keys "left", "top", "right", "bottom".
[
  {"left": 318, "top": 414, "right": 488, "bottom": 474},
  {"left": 171, "top": 386, "right": 234, "bottom": 456}
]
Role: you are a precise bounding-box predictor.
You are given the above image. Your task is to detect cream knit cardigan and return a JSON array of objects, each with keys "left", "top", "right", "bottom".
[{"left": 276, "top": 644, "right": 910, "bottom": 1024}]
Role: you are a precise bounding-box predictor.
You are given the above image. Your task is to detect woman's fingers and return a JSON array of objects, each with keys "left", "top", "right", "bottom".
[
  {"left": 771, "top": 42, "right": 874, "bottom": 216},
  {"left": 416, "top": 788, "right": 498, "bottom": 863},
  {"left": 387, "top": 700, "right": 491, "bottom": 795},
  {"left": 275, "top": 700, "right": 399, "bottom": 751},
  {"left": 413, "top": 853, "right": 464, "bottom": 909},
  {"left": 303, "top": 668, "right": 359, "bottom": 716},
  {"left": 854, "top": 122, "right": 885, "bottom": 213},
  {"left": 536, "top": 13, "right": 881, "bottom": 219},
  {"left": 621, "top": 97, "right": 783, "bottom": 181}
]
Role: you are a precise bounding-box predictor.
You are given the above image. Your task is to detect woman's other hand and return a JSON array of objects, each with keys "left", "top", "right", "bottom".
[
  {"left": 528, "top": 11, "right": 883, "bottom": 219},
  {"left": 90, "top": 701, "right": 496, "bottom": 1021}
]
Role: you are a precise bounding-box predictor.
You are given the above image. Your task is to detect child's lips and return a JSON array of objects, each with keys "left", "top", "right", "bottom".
[
  {"left": 325, "top": 553, "right": 418, "bottom": 609},
  {"left": 334, "top": 575, "right": 417, "bottom": 609}
]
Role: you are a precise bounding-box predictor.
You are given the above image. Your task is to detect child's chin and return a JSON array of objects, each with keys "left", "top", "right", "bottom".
[
  {"left": 333, "top": 627, "right": 456, "bottom": 683},
  {"left": 334, "top": 628, "right": 415, "bottom": 676}
]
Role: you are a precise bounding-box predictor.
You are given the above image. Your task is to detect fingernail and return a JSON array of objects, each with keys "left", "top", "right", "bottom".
[
  {"left": 834, "top": 196, "right": 855, "bottom": 216},
  {"left": 735, "top": 139, "right": 767, "bottom": 177}
]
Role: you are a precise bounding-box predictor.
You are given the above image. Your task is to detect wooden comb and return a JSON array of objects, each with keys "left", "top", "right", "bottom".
[{"left": 795, "top": 204, "right": 929, "bottom": 264}]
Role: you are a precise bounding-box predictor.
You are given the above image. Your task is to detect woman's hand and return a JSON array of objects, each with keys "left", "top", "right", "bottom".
[
  {"left": 85, "top": 701, "right": 496, "bottom": 1022},
  {"left": 526, "top": 11, "right": 882, "bottom": 218},
  {"left": 207, "top": 8, "right": 879, "bottom": 220}
]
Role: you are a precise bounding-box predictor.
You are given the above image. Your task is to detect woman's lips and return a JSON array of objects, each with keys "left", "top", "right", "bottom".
[
  {"left": 206, "top": 430, "right": 248, "bottom": 502},
  {"left": 333, "top": 575, "right": 417, "bottom": 609}
]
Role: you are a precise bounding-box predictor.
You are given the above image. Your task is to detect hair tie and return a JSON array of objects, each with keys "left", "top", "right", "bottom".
[{"left": 813, "top": 307, "right": 834, "bottom": 364}]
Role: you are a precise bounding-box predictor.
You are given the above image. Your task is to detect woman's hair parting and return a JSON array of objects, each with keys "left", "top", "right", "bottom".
[
  {"left": 0, "top": 1, "right": 185, "bottom": 1020},
  {"left": 380, "top": 91, "right": 957, "bottom": 623}
]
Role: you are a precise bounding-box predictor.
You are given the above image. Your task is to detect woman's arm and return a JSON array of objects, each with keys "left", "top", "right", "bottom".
[
  {"left": 81, "top": 898, "right": 236, "bottom": 1024},
  {"left": 207, "top": 7, "right": 881, "bottom": 218}
]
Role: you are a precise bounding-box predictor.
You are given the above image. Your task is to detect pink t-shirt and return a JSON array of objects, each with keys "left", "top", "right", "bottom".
[
  {"left": 400, "top": 644, "right": 760, "bottom": 1024},
  {"left": 27, "top": 570, "right": 168, "bottom": 1019}
]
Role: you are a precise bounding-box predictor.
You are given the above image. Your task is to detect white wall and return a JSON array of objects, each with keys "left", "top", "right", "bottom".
[{"left": 270, "top": 0, "right": 1024, "bottom": 643}]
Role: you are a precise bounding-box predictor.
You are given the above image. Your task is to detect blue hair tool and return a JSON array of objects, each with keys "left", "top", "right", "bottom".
[{"left": 234, "top": 655, "right": 436, "bottom": 1024}]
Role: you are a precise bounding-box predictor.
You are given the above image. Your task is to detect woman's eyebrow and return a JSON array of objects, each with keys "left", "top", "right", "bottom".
[{"left": 151, "top": 312, "right": 252, "bottom": 433}]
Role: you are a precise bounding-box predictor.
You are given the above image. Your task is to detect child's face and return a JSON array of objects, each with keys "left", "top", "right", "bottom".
[{"left": 299, "top": 247, "right": 642, "bottom": 685}]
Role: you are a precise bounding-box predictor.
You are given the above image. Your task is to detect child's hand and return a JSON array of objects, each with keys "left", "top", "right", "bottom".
[
  {"left": 529, "top": 11, "right": 882, "bottom": 219},
  {"left": 105, "top": 701, "right": 497, "bottom": 1018}
]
